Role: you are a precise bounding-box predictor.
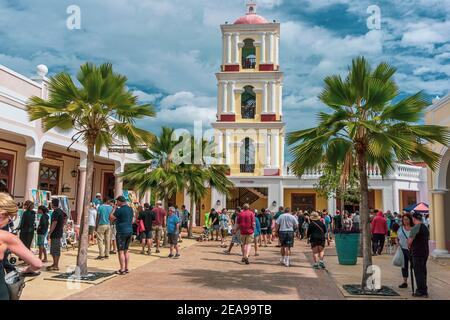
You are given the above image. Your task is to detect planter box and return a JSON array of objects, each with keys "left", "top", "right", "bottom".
[{"left": 334, "top": 233, "right": 360, "bottom": 265}]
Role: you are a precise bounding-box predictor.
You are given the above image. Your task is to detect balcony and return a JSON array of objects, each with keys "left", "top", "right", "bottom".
[{"left": 282, "top": 163, "right": 425, "bottom": 181}]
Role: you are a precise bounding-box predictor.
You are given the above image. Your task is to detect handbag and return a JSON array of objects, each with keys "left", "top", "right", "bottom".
[
  {"left": 5, "top": 269, "right": 25, "bottom": 300},
  {"left": 392, "top": 246, "right": 404, "bottom": 267}
]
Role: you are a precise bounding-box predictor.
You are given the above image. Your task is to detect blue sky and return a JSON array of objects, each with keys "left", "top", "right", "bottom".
[{"left": 1, "top": 0, "right": 449, "bottom": 135}]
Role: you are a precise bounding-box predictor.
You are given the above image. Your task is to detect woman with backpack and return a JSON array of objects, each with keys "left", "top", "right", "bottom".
[
  {"left": 258, "top": 208, "right": 270, "bottom": 247},
  {"left": 306, "top": 212, "right": 327, "bottom": 269}
]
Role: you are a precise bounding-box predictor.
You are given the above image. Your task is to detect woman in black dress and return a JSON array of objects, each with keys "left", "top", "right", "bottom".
[
  {"left": 307, "top": 212, "right": 327, "bottom": 269},
  {"left": 0, "top": 193, "right": 42, "bottom": 300},
  {"left": 19, "top": 200, "right": 36, "bottom": 249}
]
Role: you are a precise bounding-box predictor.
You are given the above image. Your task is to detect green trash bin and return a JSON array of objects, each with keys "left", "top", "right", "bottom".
[{"left": 334, "top": 233, "right": 360, "bottom": 265}]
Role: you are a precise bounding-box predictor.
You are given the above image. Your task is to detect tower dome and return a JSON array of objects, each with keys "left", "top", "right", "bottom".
[{"left": 234, "top": 1, "right": 268, "bottom": 25}]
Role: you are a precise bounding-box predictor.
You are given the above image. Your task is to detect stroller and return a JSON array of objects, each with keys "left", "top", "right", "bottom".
[{"left": 197, "top": 226, "right": 211, "bottom": 242}]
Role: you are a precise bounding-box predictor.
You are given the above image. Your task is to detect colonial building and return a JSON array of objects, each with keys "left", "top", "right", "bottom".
[
  {"left": 425, "top": 94, "right": 450, "bottom": 257},
  {"left": 0, "top": 64, "right": 150, "bottom": 225},
  {"left": 205, "top": 2, "right": 428, "bottom": 225}
]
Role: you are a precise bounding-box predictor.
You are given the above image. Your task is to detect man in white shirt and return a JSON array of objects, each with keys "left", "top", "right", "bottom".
[
  {"left": 276, "top": 208, "right": 299, "bottom": 267},
  {"left": 88, "top": 202, "right": 98, "bottom": 245}
]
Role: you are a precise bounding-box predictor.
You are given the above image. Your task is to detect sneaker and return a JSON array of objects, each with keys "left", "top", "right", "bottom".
[
  {"left": 412, "top": 292, "right": 429, "bottom": 298},
  {"left": 313, "top": 263, "right": 320, "bottom": 269},
  {"left": 244, "top": 258, "right": 250, "bottom": 265},
  {"left": 168, "top": 254, "right": 174, "bottom": 258},
  {"left": 285, "top": 259, "right": 290, "bottom": 267},
  {"left": 109, "top": 251, "right": 116, "bottom": 255},
  {"left": 95, "top": 256, "right": 104, "bottom": 260},
  {"left": 241, "top": 257, "right": 245, "bottom": 262},
  {"left": 399, "top": 283, "right": 408, "bottom": 289},
  {"left": 319, "top": 261, "right": 326, "bottom": 269},
  {"left": 174, "top": 254, "right": 180, "bottom": 259},
  {"left": 156, "top": 249, "right": 160, "bottom": 253},
  {"left": 280, "top": 257, "right": 285, "bottom": 265}
]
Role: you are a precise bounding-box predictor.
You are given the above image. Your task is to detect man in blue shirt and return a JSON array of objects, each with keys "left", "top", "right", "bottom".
[
  {"left": 166, "top": 207, "right": 180, "bottom": 259},
  {"left": 110, "top": 196, "right": 133, "bottom": 275},
  {"left": 95, "top": 199, "right": 113, "bottom": 260}
]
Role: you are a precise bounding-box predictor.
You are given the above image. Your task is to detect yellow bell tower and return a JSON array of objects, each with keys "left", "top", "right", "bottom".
[{"left": 212, "top": 1, "right": 285, "bottom": 177}]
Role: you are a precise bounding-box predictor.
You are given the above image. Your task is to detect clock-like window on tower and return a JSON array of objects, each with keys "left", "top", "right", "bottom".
[
  {"left": 242, "top": 39, "right": 256, "bottom": 69},
  {"left": 240, "top": 137, "right": 255, "bottom": 173},
  {"left": 241, "top": 85, "right": 256, "bottom": 119}
]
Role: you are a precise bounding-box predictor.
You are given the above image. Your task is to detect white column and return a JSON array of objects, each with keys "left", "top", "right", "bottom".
[
  {"left": 265, "top": 131, "right": 271, "bottom": 167},
  {"left": 262, "top": 82, "right": 268, "bottom": 113},
  {"left": 220, "top": 81, "right": 228, "bottom": 113},
  {"left": 269, "top": 81, "right": 276, "bottom": 113},
  {"left": 228, "top": 81, "right": 235, "bottom": 114},
  {"left": 114, "top": 162, "right": 124, "bottom": 198},
  {"left": 222, "top": 35, "right": 226, "bottom": 65},
  {"left": 275, "top": 35, "right": 280, "bottom": 66},
  {"left": 280, "top": 133, "right": 285, "bottom": 168},
  {"left": 225, "top": 131, "right": 231, "bottom": 165},
  {"left": 260, "top": 32, "right": 266, "bottom": 64},
  {"left": 278, "top": 84, "right": 283, "bottom": 116},
  {"left": 382, "top": 186, "right": 394, "bottom": 213},
  {"left": 225, "top": 33, "right": 232, "bottom": 64},
  {"left": 24, "top": 156, "right": 42, "bottom": 201},
  {"left": 271, "top": 130, "right": 279, "bottom": 168},
  {"left": 431, "top": 189, "right": 449, "bottom": 256},
  {"left": 392, "top": 182, "right": 400, "bottom": 213},
  {"left": 233, "top": 33, "right": 240, "bottom": 65},
  {"left": 216, "top": 131, "right": 224, "bottom": 164},
  {"left": 268, "top": 32, "right": 275, "bottom": 64},
  {"left": 327, "top": 196, "right": 337, "bottom": 215}
]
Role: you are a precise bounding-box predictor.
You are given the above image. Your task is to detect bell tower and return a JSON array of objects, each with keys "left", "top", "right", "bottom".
[{"left": 212, "top": 1, "right": 285, "bottom": 177}]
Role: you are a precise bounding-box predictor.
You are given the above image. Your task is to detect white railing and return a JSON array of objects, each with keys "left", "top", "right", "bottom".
[{"left": 283, "top": 163, "right": 424, "bottom": 181}]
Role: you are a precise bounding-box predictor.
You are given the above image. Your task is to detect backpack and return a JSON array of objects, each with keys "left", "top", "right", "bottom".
[{"left": 259, "top": 214, "right": 268, "bottom": 229}]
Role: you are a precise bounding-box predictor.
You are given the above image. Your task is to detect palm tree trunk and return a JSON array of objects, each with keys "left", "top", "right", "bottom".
[
  {"left": 76, "top": 140, "right": 95, "bottom": 276},
  {"left": 188, "top": 197, "right": 194, "bottom": 238},
  {"left": 356, "top": 149, "right": 373, "bottom": 290}
]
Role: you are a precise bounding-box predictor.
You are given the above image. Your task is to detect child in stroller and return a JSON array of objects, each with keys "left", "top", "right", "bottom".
[{"left": 197, "top": 226, "right": 210, "bottom": 242}]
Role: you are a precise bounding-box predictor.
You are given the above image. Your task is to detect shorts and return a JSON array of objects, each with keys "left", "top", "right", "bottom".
[
  {"left": 279, "top": 231, "right": 295, "bottom": 248},
  {"left": 110, "top": 224, "right": 117, "bottom": 240},
  {"left": 310, "top": 239, "right": 326, "bottom": 249},
  {"left": 232, "top": 230, "right": 241, "bottom": 244},
  {"left": 50, "top": 238, "right": 62, "bottom": 256},
  {"left": 117, "top": 233, "right": 132, "bottom": 251},
  {"left": 212, "top": 224, "right": 220, "bottom": 231},
  {"left": 260, "top": 228, "right": 269, "bottom": 235},
  {"left": 240, "top": 234, "right": 254, "bottom": 245},
  {"left": 89, "top": 226, "right": 95, "bottom": 236},
  {"left": 141, "top": 230, "right": 153, "bottom": 240},
  {"left": 168, "top": 233, "right": 178, "bottom": 245},
  {"left": 37, "top": 234, "right": 47, "bottom": 247},
  {"left": 153, "top": 225, "right": 163, "bottom": 240}
]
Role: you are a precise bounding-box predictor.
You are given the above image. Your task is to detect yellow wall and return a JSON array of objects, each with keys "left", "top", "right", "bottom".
[
  {"left": 374, "top": 190, "right": 383, "bottom": 211},
  {"left": 199, "top": 188, "right": 212, "bottom": 226},
  {"left": 283, "top": 189, "right": 327, "bottom": 211}
]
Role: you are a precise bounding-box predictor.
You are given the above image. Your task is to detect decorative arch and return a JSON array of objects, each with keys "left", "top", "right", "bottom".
[
  {"left": 241, "top": 85, "right": 256, "bottom": 119},
  {"left": 435, "top": 145, "right": 450, "bottom": 190},
  {"left": 242, "top": 38, "right": 256, "bottom": 69},
  {"left": 240, "top": 137, "right": 255, "bottom": 173}
]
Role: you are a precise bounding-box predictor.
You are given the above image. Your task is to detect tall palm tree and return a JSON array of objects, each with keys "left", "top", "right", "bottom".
[
  {"left": 27, "top": 62, "right": 155, "bottom": 275},
  {"left": 287, "top": 56, "right": 450, "bottom": 290}
]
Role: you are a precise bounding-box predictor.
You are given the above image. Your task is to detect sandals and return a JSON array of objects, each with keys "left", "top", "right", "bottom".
[
  {"left": 115, "top": 270, "right": 126, "bottom": 275},
  {"left": 46, "top": 266, "right": 59, "bottom": 271}
]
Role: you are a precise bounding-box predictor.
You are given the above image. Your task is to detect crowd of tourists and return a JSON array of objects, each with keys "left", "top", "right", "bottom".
[
  {"left": 0, "top": 189, "right": 434, "bottom": 299},
  {"left": 205, "top": 204, "right": 431, "bottom": 298}
]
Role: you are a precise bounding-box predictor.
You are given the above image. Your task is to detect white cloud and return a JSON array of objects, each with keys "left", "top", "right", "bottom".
[
  {"left": 132, "top": 90, "right": 163, "bottom": 104},
  {"left": 401, "top": 20, "right": 450, "bottom": 49}
]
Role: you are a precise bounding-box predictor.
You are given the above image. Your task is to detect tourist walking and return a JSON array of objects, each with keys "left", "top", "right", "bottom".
[
  {"left": 332, "top": 210, "right": 342, "bottom": 232},
  {"left": 110, "top": 196, "right": 133, "bottom": 275},
  {"left": 253, "top": 210, "right": 261, "bottom": 256},
  {"left": 371, "top": 210, "right": 388, "bottom": 255},
  {"left": 275, "top": 208, "right": 298, "bottom": 267},
  {"left": 408, "top": 212, "right": 430, "bottom": 298},
  {"left": 307, "top": 212, "right": 327, "bottom": 269},
  {"left": 219, "top": 208, "right": 229, "bottom": 248},
  {"left": 139, "top": 203, "right": 155, "bottom": 255},
  {"left": 208, "top": 208, "right": 220, "bottom": 241},
  {"left": 180, "top": 205, "right": 190, "bottom": 236},
  {"left": 396, "top": 213, "right": 413, "bottom": 289},
  {"left": 352, "top": 211, "right": 361, "bottom": 231},
  {"left": 235, "top": 204, "right": 255, "bottom": 265},
  {"left": 47, "top": 198, "right": 66, "bottom": 271},
  {"left": 166, "top": 207, "right": 180, "bottom": 258},
  {"left": 323, "top": 210, "right": 331, "bottom": 245},
  {"left": 0, "top": 193, "right": 42, "bottom": 300},
  {"left": 18, "top": 200, "right": 35, "bottom": 250},
  {"left": 224, "top": 207, "right": 241, "bottom": 254},
  {"left": 88, "top": 203, "right": 98, "bottom": 245},
  {"left": 274, "top": 206, "right": 284, "bottom": 247},
  {"left": 36, "top": 205, "right": 50, "bottom": 262},
  {"left": 258, "top": 208, "right": 270, "bottom": 246},
  {"left": 297, "top": 211, "right": 306, "bottom": 240},
  {"left": 152, "top": 200, "right": 166, "bottom": 254},
  {"left": 95, "top": 199, "right": 113, "bottom": 260}
]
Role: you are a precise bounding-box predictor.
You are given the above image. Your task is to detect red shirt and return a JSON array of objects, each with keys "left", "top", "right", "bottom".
[
  {"left": 371, "top": 212, "right": 388, "bottom": 235},
  {"left": 152, "top": 206, "right": 167, "bottom": 226},
  {"left": 237, "top": 210, "right": 255, "bottom": 235}
]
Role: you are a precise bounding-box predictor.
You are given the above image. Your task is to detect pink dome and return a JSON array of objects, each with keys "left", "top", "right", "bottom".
[{"left": 234, "top": 14, "right": 268, "bottom": 25}]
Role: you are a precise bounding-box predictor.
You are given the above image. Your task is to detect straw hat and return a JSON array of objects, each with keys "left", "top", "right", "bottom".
[{"left": 310, "top": 212, "right": 321, "bottom": 221}]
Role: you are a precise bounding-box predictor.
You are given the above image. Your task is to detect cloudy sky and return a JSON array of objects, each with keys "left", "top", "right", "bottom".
[{"left": 1, "top": 0, "right": 449, "bottom": 137}]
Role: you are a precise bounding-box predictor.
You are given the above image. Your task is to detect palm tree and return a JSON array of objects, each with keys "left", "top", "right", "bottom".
[
  {"left": 27, "top": 62, "right": 155, "bottom": 275},
  {"left": 287, "top": 56, "right": 450, "bottom": 290},
  {"left": 122, "top": 129, "right": 233, "bottom": 239}
]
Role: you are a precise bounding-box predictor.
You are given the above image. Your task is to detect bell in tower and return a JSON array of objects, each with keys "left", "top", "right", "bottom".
[{"left": 246, "top": 1, "right": 257, "bottom": 15}]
